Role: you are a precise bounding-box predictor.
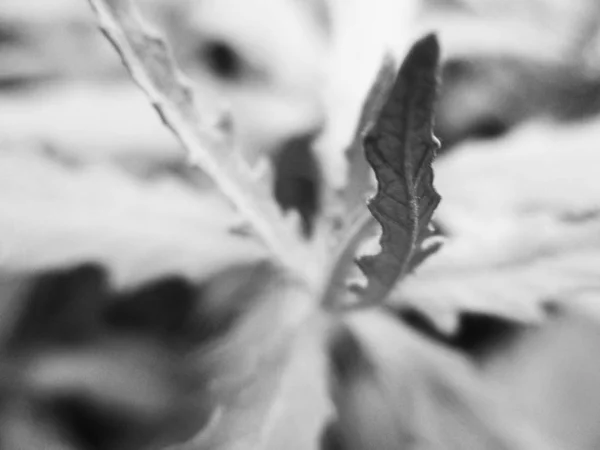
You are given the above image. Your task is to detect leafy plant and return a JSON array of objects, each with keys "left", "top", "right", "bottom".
[
  {"left": 83, "top": 0, "right": 450, "bottom": 448},
  {"left": 1, "top": 0, "right": 596, "bottom": 449}
]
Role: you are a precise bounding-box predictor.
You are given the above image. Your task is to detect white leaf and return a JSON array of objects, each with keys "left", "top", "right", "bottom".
[{"left": 0, "top": 145, "right": 265, "bottom": 289}]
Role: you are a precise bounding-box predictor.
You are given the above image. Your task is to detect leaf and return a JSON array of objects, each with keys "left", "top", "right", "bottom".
[
  {"left": 1, "top": 402, "right": 78, "bottom": 450},
  {"left": 0, "top": 265, "right": 213, "bottom": 450},
  {"left": 169, "top": 0, "right": 328, "bottom": 163},
  {"left": 423, "top": 0, "right": 600, "bottom": 65},
  {"left": 85, "top": 3, "right": 345, "bottom": 448},
  {"left": 318, "top": 55, "right": 399, "bottom": 309},
  {"left": 485, "top": 302, "right": 600, "bottom": 450},
  {"left": 0, "top": 0, "right": 122, "bottom": 84},
  {"left": 88, "top": 0, "right": 313, "bottom": 277},
  {"left": 354, "top": 34, "right": 442, "bottom": 305},
  {"left": 186, "top": 267, "right": 332, "bottom": 450},
  {"left": 393, "top": 217, "right": 600, "bottom": 333},
  {"left": 0, "top": 144, "right": 265, "bottom": 288},
  {"left": 177, "top": 34, "right": 448, "bottom": 449},
  {"left": 339, "top": 53, "right": 398, "bottom": 226},
  {"left": 315, "top": 0, "right": 421, "bottom": 190},
  {"left": 0, "top": 84, "right": 180, "bottom": 168},
  {"left": 435, "top": 119, "right": 600, "bottom": 226},
  {"left": 390, "top": 118, "right": 600, "bottom": 332},
  {"left": 326, "top": 309, "right": 554, "bottom": 450}
]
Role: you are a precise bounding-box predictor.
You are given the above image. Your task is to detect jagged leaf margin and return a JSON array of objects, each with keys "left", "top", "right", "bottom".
[
  {"left": 354, "top": 34, "right": 442, "bottom": 304},
  {"left": 339, "top": 53, "right": 398, "bottom": 227},
  {"left": 88, "top": 0, "right": 311, "bottom": 276}
]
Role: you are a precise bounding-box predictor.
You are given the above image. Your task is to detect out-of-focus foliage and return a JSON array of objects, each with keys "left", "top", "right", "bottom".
[
  {"left": 427, "top": 0, "right": 600, "bottom": 148},
  {"left": 3, "top": 0, "right": 600, "bottom": 450},
  {"left": 0, "top": 143, "right": 265, "bottom": 288}
]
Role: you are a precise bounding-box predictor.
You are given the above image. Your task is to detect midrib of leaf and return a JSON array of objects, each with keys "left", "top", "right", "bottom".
[
  {"left": 398, "top": 85, "right": 420, "bottom": 278},
  {"left": 369, "top": 84, "right": 421, "bottom": 262},
  {"left": 88, "top": 0, "right": 314, "bottom": 279}
]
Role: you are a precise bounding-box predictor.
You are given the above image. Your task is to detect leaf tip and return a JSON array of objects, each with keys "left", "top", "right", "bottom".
[{"left": 409, "top": 33, "right": 441, "bottom": 69}]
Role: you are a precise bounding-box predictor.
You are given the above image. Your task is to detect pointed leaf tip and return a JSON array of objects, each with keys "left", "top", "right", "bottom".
[
  {"left": 356, "top": 33, "right": 442, "bottom": 305},
  {"left": 411, "top": 33, "right": 440, "bottom": 68}
]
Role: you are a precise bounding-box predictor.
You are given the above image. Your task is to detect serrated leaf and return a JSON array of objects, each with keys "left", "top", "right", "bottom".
[
  {"left": 88, "top": 0, "right": 313, "bottom": 277},
  {"left": 0, "top": 144, "right": 265, "bottom": 288},
  {"left": 355, "top": 34, "right": 441, "bottom": 305}
]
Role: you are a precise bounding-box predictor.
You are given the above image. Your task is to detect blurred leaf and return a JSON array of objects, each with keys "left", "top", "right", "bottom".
[
  {"left": 78, "top": 6, "right": 339, "bottom": 443},
  {"left": 338, "top": 53, "right": 397, "bottom": 225},
  {"left": 435, "top": 119, "right": 600, "bottom": 222},
  {"left": 354, "top": 34, "right": 441, "bottom": 305},
  {"left": 1, "top": 400, "right": 77, "bottom": 450},
  {"left": 89, "top": 0, "right": 314, "bottom": 276},
  {"left": 423, "top": 0, "right": 600, "bottom": 149},
  {"left": 316, "top": 0, "right": 420, "bottom": 190},
  {"left": 424, "top": 0, "right": 600, "bottom": 65},
  {"left": 183, "top": 266, "right": 331, "bottom": 450},
  {"left": 0, "top": 84, "right": 180, "bottom": 168},
  {"left": 0, "top": 0, "right": 122, "bottom": 85},
  {"left": 393, "top": 217, "right": 600, "bottom": 332},
  {"left": 327, "top": 309, "right": 554, "bottom": 450},
  {"left": 435, "top": 55, "right": 600, "bottom": 150},
  {"left": 486, "top": 302, "right": 600, "bottom": 450},
  {"left": 390, "top": 118, "right": 600, "bottom": 332},
  {"left": 0, "top": 145, "right": 265, "bottom": 288}
]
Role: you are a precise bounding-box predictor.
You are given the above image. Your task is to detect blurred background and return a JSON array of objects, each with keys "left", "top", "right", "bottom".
[{"left": 1, "top": 0, "right": 600, "bottom": 449}]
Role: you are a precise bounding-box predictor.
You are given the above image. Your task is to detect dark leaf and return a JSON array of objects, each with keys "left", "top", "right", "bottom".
[{"left": 355, "top": 34, "right": 442, "bottom": 305}]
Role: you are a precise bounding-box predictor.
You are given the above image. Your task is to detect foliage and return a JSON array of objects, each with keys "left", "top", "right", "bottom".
[
  {"left": 2, "top": 0, "right": 600, "bottom": 449},
  {"left": 87, "top": 1, "right": 448, "bottom": 448}
]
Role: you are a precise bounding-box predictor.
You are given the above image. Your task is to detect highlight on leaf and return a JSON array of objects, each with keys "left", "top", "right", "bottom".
[
  {"left": 353, "top": 33, "right": 442, "bottom": 305},
  {"left": 88, "top": 0, "right": 313, "bottom": 277}
]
